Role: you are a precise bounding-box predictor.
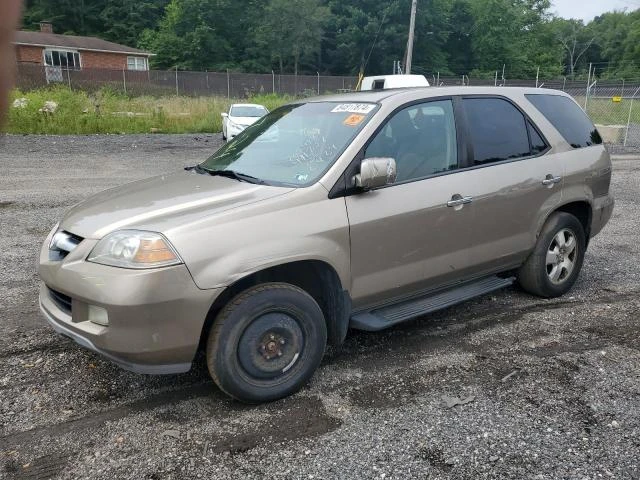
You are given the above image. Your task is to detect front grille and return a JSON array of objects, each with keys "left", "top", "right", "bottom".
[
  {"left": 49, "top": 230, "right": 83, "bottom": 261},
  {"left": 48, "top": 287, "right": 72, "bottom": 314}
]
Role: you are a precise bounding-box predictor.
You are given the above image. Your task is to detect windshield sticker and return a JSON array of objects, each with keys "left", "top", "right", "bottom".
[
  {"left": 343, "top": 114, "right": 365, "bottom": 127},
  {"left": 331, "top": 103, "right": 376, "bottom": 114}
]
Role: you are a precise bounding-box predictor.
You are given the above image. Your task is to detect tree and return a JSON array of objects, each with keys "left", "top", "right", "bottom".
[
  {"left": 139, "top": 0, "right": 259, "bottom": 70},
  {"left": 552, "top": 18, "right": 594, "bottom": 78},
  {"left": 255, "top": 0, "right": 330, "bottom": 75},
  {"left": 22, "top": 0, "right": 107, "bottom": 36},
  {"left": 100, "top": 0, "right": 169, "bottom": 48}
]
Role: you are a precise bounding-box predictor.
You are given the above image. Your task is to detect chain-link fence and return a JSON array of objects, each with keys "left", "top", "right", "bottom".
[
  {"left": 14, "top": 63, "right": 640, "bottom": 151},
  {"left": 15, "top": 63, "right": 358, "bottom": 98}
]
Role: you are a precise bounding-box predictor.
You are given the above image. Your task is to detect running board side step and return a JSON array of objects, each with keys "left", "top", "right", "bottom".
[{"left": 350, "top": 275, "right": 515, "bottom": 331}]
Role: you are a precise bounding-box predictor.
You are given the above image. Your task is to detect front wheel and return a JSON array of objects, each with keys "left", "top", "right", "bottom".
[
  {"left": 206, "top": 283, "right": 327, "bottom": 403},
  {"left": 517, "top": 212, "right": 586, "bottom": 298}
]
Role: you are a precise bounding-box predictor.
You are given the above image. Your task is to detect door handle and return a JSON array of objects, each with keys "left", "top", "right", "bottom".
[
  {"left": 542, "top": 175, "right": 562, "bottom": 186},
  {"left": 447, "top": 196, "right": 473, "bottom": 207}
]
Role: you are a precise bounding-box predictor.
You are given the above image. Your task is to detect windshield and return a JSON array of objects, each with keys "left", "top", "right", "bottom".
[
  {"left": 201, "top": 102, "right": 378, "bottom": 186},
  {"left": 230, "top": 105, "right": 268, "bottom": 117}
]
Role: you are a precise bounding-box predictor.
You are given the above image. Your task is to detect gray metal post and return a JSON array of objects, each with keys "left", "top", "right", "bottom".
[
  {"left": 175, "top": 66, "right": 179, "bottom": 96},
  {"left": 122, "top": 69, "right": 127, "bottom": 95},
  {"left": 562, "top": 77, "right": 566, "bottom": 91},
  {"left": 624, "top": 86, "right": 640, "bottom": 147},
  {"left": 436, "top": 71, "right": 439, "bottom": 86},
  {"left": 317, "top": 72, "right": 320, "bottom": 95},
  {"left": 584, "top": 62, "right": 592, "bottom": 110},
  {"left": 67, "top": 68, "right": 71, "bottom": 89},
  {"left": 535, "top": 66, "right": 539, "bottom": 88},
  {"left": 494, "top": 71, "right": 497, "bottom": 87},
  {"left": 406, "top": 0, "right": 417, "bottom": 74},
  {"left": 272, "top": 70, "right": 275, "bottom": 94},
  {"left": 226, "top": 69, "right": 230, "bottom": 98}
]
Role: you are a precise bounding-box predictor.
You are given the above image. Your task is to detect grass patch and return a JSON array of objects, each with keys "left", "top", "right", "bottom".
[
  {"left": 581, "top": 97, "right": 640, "bottom": 125},
  {"left": 5, "top": 87, "right": 293, "bottom": 134}
]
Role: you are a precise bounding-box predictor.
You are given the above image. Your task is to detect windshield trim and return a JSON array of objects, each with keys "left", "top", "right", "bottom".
[{"left": 202, "top": 101, "right": 381, "bottom": 189}]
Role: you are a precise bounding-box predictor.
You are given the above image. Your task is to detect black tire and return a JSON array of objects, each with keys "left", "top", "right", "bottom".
[
  {"left": 206, "top": 282, "right": 327, "bottom": 403},
  {"left": 517, "top": 212, "right": 586, "bottom": 298}
]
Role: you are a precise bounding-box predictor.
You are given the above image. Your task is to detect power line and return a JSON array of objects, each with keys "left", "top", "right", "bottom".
[{"left": 361, "top": 5, "right": 392, "bottom": 74}]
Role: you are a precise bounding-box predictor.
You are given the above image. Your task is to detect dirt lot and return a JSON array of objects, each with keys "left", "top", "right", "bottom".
[{"left": 0, "top": 134, "right": 639, "bottom": 480}]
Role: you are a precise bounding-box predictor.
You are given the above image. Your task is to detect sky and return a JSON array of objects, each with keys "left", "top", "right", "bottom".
[{"left": 551, "top": 0, "right": 640, "bottom": 22}]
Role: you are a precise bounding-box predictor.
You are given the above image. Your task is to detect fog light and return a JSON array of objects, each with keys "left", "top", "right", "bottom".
[{"left": 88, "top": 305, "right": 109, "bottom": 326}]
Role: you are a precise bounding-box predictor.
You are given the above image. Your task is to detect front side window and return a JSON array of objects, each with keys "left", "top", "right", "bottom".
[
  {"left": 463, "top": 98, "right": 532, "bottom": 165},
  {"left": 526, "top": 94, "right": 602, "bottom": 148},
  {"left": 200, "top": 102, "right": 378, "bottom": 186},
  {"left": 127, "top": 56, "right": 148, "bottom": 71},
  {"left": 364, "top": 99, "right": 458, "bottom": 182},
  {"left": 44, "top": 49, "right": 81, "bottom": 70}
]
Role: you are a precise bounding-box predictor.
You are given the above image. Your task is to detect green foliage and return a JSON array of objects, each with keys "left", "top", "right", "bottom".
[
  {"left": 20, "top": 0, "right": 640, "bottom": 78},
  {"left": 5, "top": 87, "right": 291, "bottom": 134}
]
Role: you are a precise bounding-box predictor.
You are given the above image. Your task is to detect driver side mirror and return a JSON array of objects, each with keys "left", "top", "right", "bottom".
[
  {"left": 221, "top": 112, "right": 228, "bottom": 118},
  {"left": 354, "top": 157, "right": 397, "bottom": 190}
]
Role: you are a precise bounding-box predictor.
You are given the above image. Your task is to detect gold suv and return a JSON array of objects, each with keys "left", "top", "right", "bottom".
[{"left": 39, "top": 87, "right": 614, "bottom": 402}]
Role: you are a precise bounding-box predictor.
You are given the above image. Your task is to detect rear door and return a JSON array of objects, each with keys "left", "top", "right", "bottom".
[{"left": 452, "top": 96, "right": 564, "bottom": 276}]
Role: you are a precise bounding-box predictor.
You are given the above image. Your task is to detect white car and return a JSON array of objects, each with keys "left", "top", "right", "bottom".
[{"left": 221, "top": 103, "right": 269, "bottom": 141}]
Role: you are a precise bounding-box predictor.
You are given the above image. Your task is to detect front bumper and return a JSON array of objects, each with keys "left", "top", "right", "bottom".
[{"left": 38, "top": 233, "right": 223, "bottom": 374}]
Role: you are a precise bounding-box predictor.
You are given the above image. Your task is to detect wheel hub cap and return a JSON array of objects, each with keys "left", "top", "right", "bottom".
[
  {"left": 546, "top": 228, "right": 578, "bottom": 285},
  {"left": 238, "top": 312, "right": 303, "bottom": 379}
]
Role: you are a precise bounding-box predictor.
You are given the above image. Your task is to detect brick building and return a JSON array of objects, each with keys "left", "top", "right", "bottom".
[{"left": 13, "top": 22, "right": 153, "bottom": 77}]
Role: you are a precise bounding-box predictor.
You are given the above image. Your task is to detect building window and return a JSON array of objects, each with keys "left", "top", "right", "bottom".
[
  {"left": 43, "top": 49, "right": 81, "bottom": 70},
  {"left": 127, "top": 56, "right": 148, "bottom": 71}
]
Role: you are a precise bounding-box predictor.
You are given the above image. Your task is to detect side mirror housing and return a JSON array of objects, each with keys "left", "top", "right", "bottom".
[
  {"left": 221, "top": 112, "right": 228, "bottom": 118},
  {"left": 354, "top": 157, "right": 397, "bottom": 190}
]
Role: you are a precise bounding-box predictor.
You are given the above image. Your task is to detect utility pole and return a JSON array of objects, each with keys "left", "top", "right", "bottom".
[{"left": 406, "top": 0, "right": 417, "bottom": 74}]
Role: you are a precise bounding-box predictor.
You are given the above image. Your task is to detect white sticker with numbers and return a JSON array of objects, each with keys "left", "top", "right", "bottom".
[{"left": 331, "top": 103, "right": 376, "bottom": 114}]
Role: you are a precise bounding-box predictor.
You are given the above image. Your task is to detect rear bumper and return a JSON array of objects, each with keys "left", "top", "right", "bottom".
[{"left": 590, "top": 194, "right": 615, "bottom": 238}]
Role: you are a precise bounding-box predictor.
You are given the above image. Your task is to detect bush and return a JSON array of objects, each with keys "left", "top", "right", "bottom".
[{"left": 4, "top": 87, "right": 292, "bottom": 135}]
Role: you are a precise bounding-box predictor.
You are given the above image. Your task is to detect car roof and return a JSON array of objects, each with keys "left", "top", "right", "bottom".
[{"left": 303, "top": 86, "right": 571, "bottom": 105}]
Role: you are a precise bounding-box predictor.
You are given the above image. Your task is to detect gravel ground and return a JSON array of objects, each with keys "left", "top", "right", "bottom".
[{"left": 0, "top": 134, "right": 639, "bottom": 480}]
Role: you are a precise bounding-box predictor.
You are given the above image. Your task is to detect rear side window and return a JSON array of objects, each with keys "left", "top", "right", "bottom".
[
  {"left": 525, "top": 94, "right": 602, "bottom": 148},
  {"left": 528, "top": 121, "right": 547, "bottom": 154},
  {"left": 462, "top": 98, "right": 533, "bottom": 165}
]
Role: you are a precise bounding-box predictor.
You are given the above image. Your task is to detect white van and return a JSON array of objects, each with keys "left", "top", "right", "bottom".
[{"left": 360, "top": 74, "right": 430, "bottom": 91}]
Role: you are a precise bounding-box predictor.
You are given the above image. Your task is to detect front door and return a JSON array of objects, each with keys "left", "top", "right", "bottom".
[{"left": 346, "top": 99, "right": 472, "bottom": 309}]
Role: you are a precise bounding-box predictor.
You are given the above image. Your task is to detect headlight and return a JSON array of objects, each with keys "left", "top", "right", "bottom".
[{"left": 87, "top": 230, "right": 182, "bottom": 269}]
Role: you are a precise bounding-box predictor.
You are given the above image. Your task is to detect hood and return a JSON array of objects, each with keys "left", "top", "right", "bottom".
[
  {"left": 60, "top": 170, "right": 293, "bottom": 239},
  {"left": 230, "top": 116, "right": 261, "bottom": 127}
]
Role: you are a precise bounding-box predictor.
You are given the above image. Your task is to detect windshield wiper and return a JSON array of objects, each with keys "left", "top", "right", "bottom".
[
  {"left": 186, "top": 164, "right": 264, "bottom": 184},
  {"left": 199, "top": 166, "right": 265, "bottom": 184},
  {"left": 209, "top": 169, "right": 263, "bottom": 184}
]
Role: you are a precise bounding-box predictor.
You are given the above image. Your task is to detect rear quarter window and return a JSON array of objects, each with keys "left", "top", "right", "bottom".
[{"left": 525, "top": 94, "right": 602, "bottom": 148}]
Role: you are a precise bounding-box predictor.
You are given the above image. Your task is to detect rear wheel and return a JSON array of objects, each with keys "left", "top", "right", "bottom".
[
  {"left": 517, "top": 212, "right": 586, "bottom": 298},
  {"left": 206, "top": 283, "right": 327, "bottom": 403}
]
